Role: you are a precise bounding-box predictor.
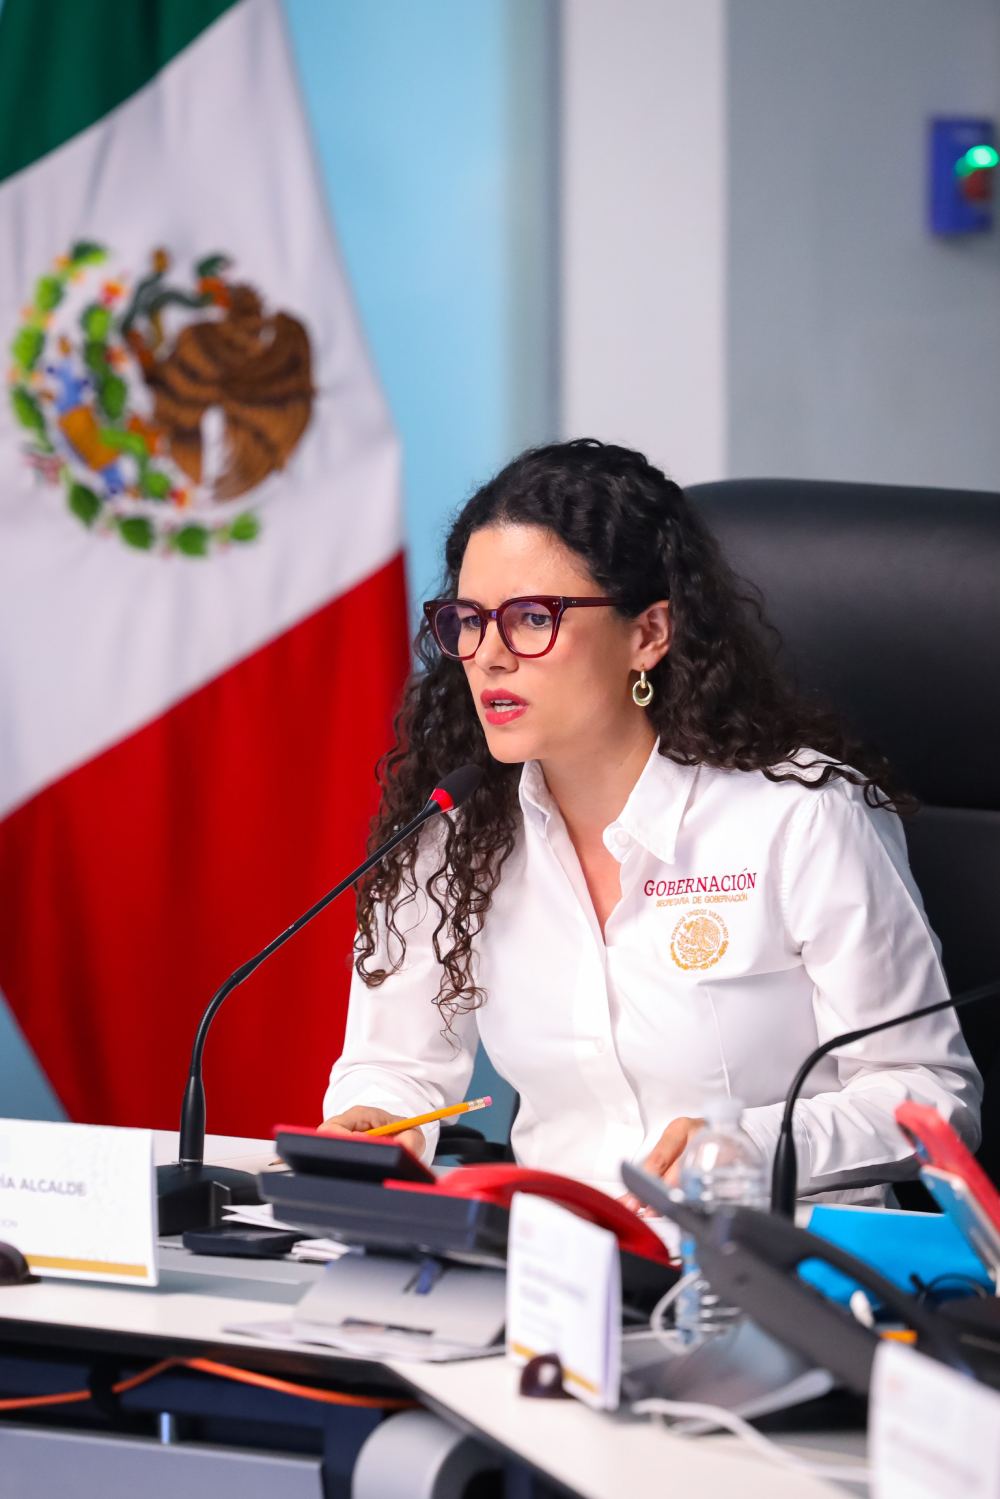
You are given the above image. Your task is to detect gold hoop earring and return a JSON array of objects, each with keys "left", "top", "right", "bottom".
[{"left": 632, "top": 670, "right": 654, "bottom": 708}]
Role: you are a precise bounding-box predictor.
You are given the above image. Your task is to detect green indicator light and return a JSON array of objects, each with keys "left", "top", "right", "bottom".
[{"left": 955, "top": 143, "right": 999, "bottom": 176}]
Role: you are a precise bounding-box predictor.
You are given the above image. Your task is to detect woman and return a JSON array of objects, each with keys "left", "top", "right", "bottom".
[{"left": 323, "top": 440, "right": 980, "bottom": 1204}]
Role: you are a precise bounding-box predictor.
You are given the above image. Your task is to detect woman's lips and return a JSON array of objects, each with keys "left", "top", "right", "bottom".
[{"left": 481, "top": 689, "right": 528, "bottom": 726}]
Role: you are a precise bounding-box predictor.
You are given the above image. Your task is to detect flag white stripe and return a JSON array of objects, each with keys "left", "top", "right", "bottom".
[{"left": 0, "top": 0, "right": 400, "bottom": 818}]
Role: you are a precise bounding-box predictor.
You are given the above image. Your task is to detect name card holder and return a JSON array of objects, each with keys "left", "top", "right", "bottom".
[{"left": 0, "top": 1118, "right": 158, "bottom": 1285}]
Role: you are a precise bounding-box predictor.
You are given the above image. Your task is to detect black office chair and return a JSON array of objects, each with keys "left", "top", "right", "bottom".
[
  {"left": 435, "top": 1121, "right": 513, "bottom": 1164},
  {"left": 688, "top": 478, "right": 1000, "bottom": 1190}
]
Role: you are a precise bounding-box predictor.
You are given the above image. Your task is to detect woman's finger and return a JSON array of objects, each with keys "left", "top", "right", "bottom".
[
  {"left": 315, "top": 1114, "right": 426, "bottom": 1163},
  {"left": 393, "top": 1127, "right": 427, "bottom": 1158},
  {"left": 644, "top": 1134, "right": 687, "bottom": 1177},
  {"left": 318, "top": 1116, "right": 373, "bottom": 1135}
]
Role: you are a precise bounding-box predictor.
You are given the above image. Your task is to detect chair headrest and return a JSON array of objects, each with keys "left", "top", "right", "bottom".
[{"left": 687, "top": 478, "right": 1000, "bottom": 810}]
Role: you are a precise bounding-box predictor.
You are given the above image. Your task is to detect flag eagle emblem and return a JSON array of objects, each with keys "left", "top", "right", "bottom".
[{"left": 8, "top": 242, "right": 314, "bottom": 556}]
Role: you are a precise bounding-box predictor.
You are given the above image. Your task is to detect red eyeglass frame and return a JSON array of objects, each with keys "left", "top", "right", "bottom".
[{"left": 422, "top": 595, "right": 616, "bottom": 660}]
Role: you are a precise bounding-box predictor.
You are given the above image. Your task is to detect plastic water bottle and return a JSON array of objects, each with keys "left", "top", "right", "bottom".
[{"left": 674, "top": 1098, "right": 768, "bottom": 1344}]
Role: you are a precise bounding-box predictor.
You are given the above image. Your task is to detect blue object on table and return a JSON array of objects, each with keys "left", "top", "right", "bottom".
[{"left": 799, "top": 1205, "right": 992, "bottom": 1306}]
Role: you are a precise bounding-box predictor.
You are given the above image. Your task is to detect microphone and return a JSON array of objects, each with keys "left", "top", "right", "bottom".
[
  {"left": 157, "top": 764, "right": 484, "bottom": 1235},
  {"left": 771, "top": 976, "right": 1000, "bottom": 1216}
]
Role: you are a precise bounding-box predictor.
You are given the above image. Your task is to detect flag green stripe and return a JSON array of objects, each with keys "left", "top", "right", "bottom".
[{"left": 0, "top": 0, "right": 240, "bottom": 186}]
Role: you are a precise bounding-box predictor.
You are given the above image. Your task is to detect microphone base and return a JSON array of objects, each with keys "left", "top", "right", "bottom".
[{"left": 156, "top": 1161, "right": 262, "bottom": 1237}]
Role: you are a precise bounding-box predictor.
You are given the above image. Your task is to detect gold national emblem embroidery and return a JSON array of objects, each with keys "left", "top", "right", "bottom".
[{"left": 669, "top": 909, "right": 729, "bottom": 971}]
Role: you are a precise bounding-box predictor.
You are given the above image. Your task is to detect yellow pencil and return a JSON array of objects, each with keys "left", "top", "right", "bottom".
[{"left": 364, "top": 1095, "right": 493, "bottom": 1138}]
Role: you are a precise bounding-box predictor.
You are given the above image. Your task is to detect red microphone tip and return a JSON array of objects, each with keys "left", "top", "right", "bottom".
[{"left": 428, "top": 765, "right": 483, "bottom": 815}]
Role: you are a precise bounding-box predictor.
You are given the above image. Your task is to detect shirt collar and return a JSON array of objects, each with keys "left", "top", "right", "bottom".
[
  {"left": 518, "top": 740, "right": 698, "bottom": 866},
  {"left": 518, "top": 758, "right": 558, "bottom": 828}
]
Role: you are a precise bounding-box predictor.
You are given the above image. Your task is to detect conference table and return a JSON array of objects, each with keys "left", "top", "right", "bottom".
[{"left": 0, "top": 1133, "right": 867, "bottom": 1498}]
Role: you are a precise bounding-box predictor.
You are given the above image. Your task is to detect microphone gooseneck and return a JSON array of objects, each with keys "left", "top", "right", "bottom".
[
  {"left": 158, "top": 764, "right": 484, "bottom": 1234},
  {"left": 770, "top": 976, "right": 1000, "bottom": 1216}
]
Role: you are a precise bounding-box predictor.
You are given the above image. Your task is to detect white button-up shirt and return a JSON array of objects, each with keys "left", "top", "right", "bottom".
[{"left": 324, "top": 745, "right": 981, "bottom": 1202}]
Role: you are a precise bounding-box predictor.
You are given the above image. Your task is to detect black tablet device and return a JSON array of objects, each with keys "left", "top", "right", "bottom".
[
  {"left": 182, "top": 1224, "right": 306, "bottom": 1258},
  {"left": 274, "top": 1127, "right": 436, "bottom": 1185}
]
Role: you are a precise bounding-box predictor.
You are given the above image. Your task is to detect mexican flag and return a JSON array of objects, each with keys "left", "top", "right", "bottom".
[{"left": 0, "top": 0, "right": 409, "bottom": 1135}]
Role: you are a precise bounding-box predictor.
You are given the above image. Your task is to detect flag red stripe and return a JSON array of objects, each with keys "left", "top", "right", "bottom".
[{"left": 0, "top": 553, "right": 410, "bottom": 1137}]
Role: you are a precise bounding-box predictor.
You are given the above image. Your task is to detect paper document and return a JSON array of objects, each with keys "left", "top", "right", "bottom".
[
  {"left": 221, "top": 1202, "right": 293, "bottom": 1229},
  {"left": 224, "top": 1318, "right": 504, "bottom": 1363},
  {"left": 220, "top": 1202, "right": 349, "bottom": 1260},
  {"left": 290, "top": 1238, "right": 350, "bottom": 1262}
]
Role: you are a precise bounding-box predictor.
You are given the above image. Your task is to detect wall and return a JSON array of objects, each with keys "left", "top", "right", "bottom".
[
  {"left": 558, "top": 0, "right": 1000, "bottom": 493},
  {"left": 727, "top": 0, "right": 1000, "bottom": 489},
  {"left": 286, "top": 0, "right": 558, "bottom": 609},
  {"left": 559, "top": 0, "right": 729, "bottom": 484}
]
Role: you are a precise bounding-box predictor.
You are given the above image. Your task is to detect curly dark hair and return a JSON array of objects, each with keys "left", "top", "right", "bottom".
[{"left": 355, "top": 439, "right": 911, "bottom": 1027}]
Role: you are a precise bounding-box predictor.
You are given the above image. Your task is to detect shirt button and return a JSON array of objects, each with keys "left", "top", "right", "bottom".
[
  {"left": 592, "top": 1038, "right": 606, "bottom": 1053},
  {"left": 612, "top": 829, "right": 629, "bottom": 850}
]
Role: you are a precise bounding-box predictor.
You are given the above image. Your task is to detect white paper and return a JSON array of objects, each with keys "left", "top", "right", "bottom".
[
  {"left": 219, "top": 1202, "right": 349, "bottom": 1260},
  {"left": 289, "top": 1239, "right": 350, "bottom": 1262},
  {"left": 0, "top": 1118, "right": 157, "bottom": 1285},
  {"left": 221, "top": 1202, "right": 298, "bottom": 1230},
  {"left": 225, "top": 1318, "right": 504, "bottom": 1363},
  {"left": 871, "top": 1341, "right": 1000, "bottom": 1499},
  {"left": 506, "top": 1192, "right": 621, "bottom": 1410}
]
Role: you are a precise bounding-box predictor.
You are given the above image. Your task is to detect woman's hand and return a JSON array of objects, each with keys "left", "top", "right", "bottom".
[
  {"left": 620, "top": 1115, "right": 706, "bottom": 1212},
  {"left": 319, "top": 1105, "right": 427, "bottom": 1161}
]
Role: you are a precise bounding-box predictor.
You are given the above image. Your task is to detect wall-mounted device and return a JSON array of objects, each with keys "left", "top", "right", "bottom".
[{"left": 929, "top": 117, "right": 997, "bottom": 234}]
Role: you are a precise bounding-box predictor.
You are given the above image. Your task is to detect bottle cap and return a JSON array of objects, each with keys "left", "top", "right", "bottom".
[{"left": 703, "top": 1096, "right": 744, "bottom": 1127}]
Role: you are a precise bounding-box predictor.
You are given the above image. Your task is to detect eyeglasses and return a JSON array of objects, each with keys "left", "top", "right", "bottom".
[{"left": 423, "top": 595, "right": 615, "bottom": 660}]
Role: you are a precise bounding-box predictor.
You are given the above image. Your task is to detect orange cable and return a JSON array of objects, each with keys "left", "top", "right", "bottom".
[
  {"left": 0, "top": 1358, "right": 177, "bottom": 1413},
  {"left": 0, "top": 1387, "right": 92, "bottom": 1413},
  {"left": 0, "top": 1355, "right": 412, "bottom": 1414},
  {"left": 111, "top": 1358, "right": 183, "bottom": 1393},
  {"left": 183, "top": 1357, "right": 414, "bottom": 1408}
]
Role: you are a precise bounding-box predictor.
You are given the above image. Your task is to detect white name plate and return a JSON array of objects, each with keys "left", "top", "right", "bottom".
[
  {"left": 871, "top": 1341, "right": 1000, "bottom": 1499},
  {"left": 507, "top": 1192, "right": 621, "bottom": 1410},
  {"left": 0, "top": 1118, "right": 157, "bottom": 1285}
]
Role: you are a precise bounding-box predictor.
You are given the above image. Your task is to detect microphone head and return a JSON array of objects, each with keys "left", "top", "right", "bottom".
[{"left": 428, "top": 763, "right": 484, "bottom": 813}]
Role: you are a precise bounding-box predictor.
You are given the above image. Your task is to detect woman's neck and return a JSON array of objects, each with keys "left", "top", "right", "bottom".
[{"left": 539, "top": 722, "right": 658, "bottom": 846}]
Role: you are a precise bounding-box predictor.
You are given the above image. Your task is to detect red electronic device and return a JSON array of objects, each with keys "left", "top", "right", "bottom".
[
  {"left": 264, "top": 1128, "right": 678, "bottom": 1319},
  {"left": 387, "top": 1162, "right": 675, "bottom": 1265},
  {"left": 895, "top": 1101, "right": 1000, "bottom": 1276}
]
